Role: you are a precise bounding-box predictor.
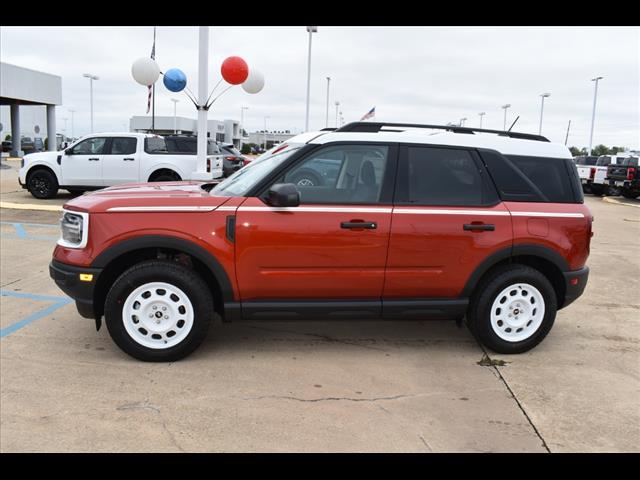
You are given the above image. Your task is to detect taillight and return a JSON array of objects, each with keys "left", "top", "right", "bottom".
[
  {"left": 628, "top": 167, "right": 636, "bottom": 180},
  {"left": 243, "top": 159, "right": 251, "bottom": 166},
  {"left": 225, "top": 156, "right": 235, "bottom": 161},
  {"left": 589, "top": 167, "right": 596, "bottom": 180},
  {"left": 206, "top": 158, "right": 211, "bottom": 172}
]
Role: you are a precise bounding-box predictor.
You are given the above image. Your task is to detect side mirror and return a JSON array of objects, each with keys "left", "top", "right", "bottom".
[
  {"left": 266, "top": 183, "right": 300, "bottom": 207},
  {"left": 64, "top": 148, "right": 72, "bottom": 155}
]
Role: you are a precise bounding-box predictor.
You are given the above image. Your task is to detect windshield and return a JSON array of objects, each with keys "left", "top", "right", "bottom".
[
  {"left": 211, "top": 145, "right": 303, "bottom": 197},
  {"left": 596, "top": 156, "right": 611, "bottom": 166},
  {"left": 575, "top": 156, "right": 598, "bottom": 166}
]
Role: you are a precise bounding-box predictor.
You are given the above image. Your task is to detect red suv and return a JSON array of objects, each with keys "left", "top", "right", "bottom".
[{"left": 50, "top": 122, "right": 591, "bottom": 361}]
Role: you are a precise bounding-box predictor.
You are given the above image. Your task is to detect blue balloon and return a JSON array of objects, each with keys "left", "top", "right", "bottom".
[{"left": 163, "top": 68, "right": 187, "bottom": 92}]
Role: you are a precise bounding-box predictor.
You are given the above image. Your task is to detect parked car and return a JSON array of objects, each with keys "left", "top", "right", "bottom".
[
  {"left": 163, "top": 134, "right": 225, "bottom": 174},
  {"left": 606, "top": 156, "right": 639, "bottom": 199},
  {"left": 574, "top": 155, "right": 599, "bottom": 193},
  {"left": 50, "top": 122, "right": 591, "bottom": 361},
  {"left": 590, "top": 155, "right": 628, "bottom": 196},
  {"left": 1, "top": 141, "right": 11, "bottom": 153},
  {"left": 218, "top": 143, "right": 249, "bottom": 175},
  {"left": 21, "top": 137, "right": 36, "bottom": 154},
  {"left": 18, "top": 132, "right": 223, "bottom": 199}
]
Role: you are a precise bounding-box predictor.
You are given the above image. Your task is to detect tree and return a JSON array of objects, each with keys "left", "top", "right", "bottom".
[
  {"left": 591, "top": 144, "right": 610, "bottom": 156},
  {"left": 569, "top": 146, "right": 587, "bottom": 157},
  {"left": 4, "top": 134, "right": 10, "bottom": 141}
]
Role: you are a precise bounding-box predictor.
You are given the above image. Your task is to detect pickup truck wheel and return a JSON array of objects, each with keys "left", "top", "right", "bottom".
[
  {"left": 606, "top": 186, "right": 621, "bottom": 196},
  {"left": 104, "top": 260, "right": 213, "bottom": 361},
  {"left": 27, "top": 169, "right": 58, "bottom": 199},
  {"left": 621, "top": 190, "right": 639, "bottom": 199},
  {"left": 150, "top": 171, "right": 181, "bottom": 182},
  {"left": 589, "top": 184, "right": 605, "bottom": 196},
  {"left": 467, "top": 265, "right": 557, "bottom": 354}
]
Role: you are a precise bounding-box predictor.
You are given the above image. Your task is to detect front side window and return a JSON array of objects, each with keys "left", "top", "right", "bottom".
[
  {"left": 69, "top": 137, "right": 107, "bottom": 155},
  {"left": 280, "top": 144, "right": 389, "bottom": 204},
  {"left": 110, "top": 137, "right": 137, "bottom": 155},
  {"left": 398, "top": 147, "right": 495, "bottom": 206}
]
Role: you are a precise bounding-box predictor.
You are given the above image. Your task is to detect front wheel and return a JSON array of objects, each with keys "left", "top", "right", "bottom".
[
  {"left": 104, "top": 260, "right": 214, "bottom": 361},
  {"left": 27, "top": 169, "right": 59, "bottom": 199},
  {"left": 467, "top": 265, "right": 557, "bottom": 354}
]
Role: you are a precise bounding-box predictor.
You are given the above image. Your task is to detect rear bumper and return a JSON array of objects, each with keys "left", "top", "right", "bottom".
[
  {"left": 561, "top": 266, "right": 589, "bottom": 309},
  {"left": 49, "top": 260, "right": 102, "bottom": 319}
]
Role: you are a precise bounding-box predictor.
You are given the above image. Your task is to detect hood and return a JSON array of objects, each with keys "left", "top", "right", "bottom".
[
  {"left": 64, "top": 181, "right": 230, "bottom": 213},
  {"left": 23, "top": 150, "right": 61, "bottom": 163}
]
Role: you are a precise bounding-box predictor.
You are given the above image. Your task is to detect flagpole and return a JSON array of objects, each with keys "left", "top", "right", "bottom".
[{"left": 151, "top": 27, "right": 156, "bottom": 133}]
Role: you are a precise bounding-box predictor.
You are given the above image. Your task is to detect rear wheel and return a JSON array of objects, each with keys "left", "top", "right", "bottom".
[
  {"left": 150, "top": 170, "right": 181, "bottom": 182},
  {"left": 590, "top": 184, "right": 605, "bottom": 196},
  {"left": 27, "top": 169, "right": 58, "bottom": 199},
  {"left": 621, "top": 189, "right": 639, "bottom": 199},
  {"left": 104, "top": 260, "right": 213, "bottom": 361},
  {"left": 467, "top": 265, "right": 557, "bottom": 354},
  {"left": 606, "top": 186, "right": 621, "bottom": 196}
]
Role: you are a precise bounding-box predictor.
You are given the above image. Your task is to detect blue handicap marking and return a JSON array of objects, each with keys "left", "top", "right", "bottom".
[
  {"left": 0, "top": 221, "right": 59, "bottom": 241},
  {"left": 0, "top": 290, "right": 73, "bottom": 338}
]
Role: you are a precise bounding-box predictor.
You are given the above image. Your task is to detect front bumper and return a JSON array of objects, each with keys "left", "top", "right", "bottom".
[
  {"left": 49, "top": 260, "right": 102, "bottom": 319},
  {"left": 561, "top": 266, "right": 589, "bottom": 309}
]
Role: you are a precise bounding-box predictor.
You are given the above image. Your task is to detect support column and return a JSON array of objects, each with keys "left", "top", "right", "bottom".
[
  {"left": 10, "top": 104, "right": 22, "bottom": 157},
  {"left": 46, "top": 105, "right": 56, "bottom": 151}
]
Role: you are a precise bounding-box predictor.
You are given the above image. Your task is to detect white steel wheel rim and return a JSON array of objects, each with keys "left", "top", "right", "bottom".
[
  {"left": 122, "top": 282, "right": 194, "bottom": 349},
  {"left": 490, "top": 283, "right": 545, "bottom": 342}
]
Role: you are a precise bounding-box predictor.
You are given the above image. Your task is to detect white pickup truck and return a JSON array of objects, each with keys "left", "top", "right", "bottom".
[
  {"left": 18, "top": 132, "right": 223, "bottom": 199},
  {"left": 575, "top": 154, "right": 627, "bottom": 196}
]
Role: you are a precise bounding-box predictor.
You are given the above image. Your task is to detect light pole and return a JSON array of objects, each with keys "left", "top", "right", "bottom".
[
  {"left": 335, "top": 101, "right": 340, "bottom": 127},
  {"left": 239, "top": 106, "right": 249, "bottom": 150},
  {"left": 501, "top": 104, "right": 511, "bottom": 130},
  {"left": 263, "top": 115, "right": 270, "bottom": 151},
  {"left": 538, "top": 93, "right": 551, "bottom": 135},
  {"left": 68, "top": 109, "right": 75, "bottom": 140},
  {"left": 62, "top": 117, "right": 68, "bottom": 134},
  {"left": 170, "top": 98, "right": 179, "bottom": 134},
  {"left": 305, "top": 26, "right": 317, "bottom": 132},
  {"left": 588, "top": 76, "right": 603, "bottom": 155},
  {"left": 460, "top": 117, "right": 467, "bottom": 127},
  {"left": 83, "top": 73, "right": 99, "bottom": 133},
  {"left": 325, "top": 76, "right": 331, "bottom": 128},
  {"left": 478, "top": 112, "right": 486, "bottom": 128}
]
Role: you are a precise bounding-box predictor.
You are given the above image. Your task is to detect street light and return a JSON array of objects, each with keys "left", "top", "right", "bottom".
[
  {"left": 501, "top": 104, "right": 511, "bottom": 130},
  {"left": 239, "top": 106, "right": 249, "bottom": 150},
  {"left": 263, "top": 115, "right": 270, "bottom": 152},
  {"left": 334, "top": 101, "right": 340, "bottom": 127},
  {"left": 82, "top": 73, "right": 99, "bottom": 133},
  {"left": 304, "top": 26, "right": 318, "bottom": 132},
  {"left": 588, "top": 77, "right": 604, "bottom": 155},
  {"left": 170, "top": 98, "right": 179, "bottom": 134},
  {"left": 325, "top": 76, "right": 331, "bottom": 128},
  {"left": 460, "top": 117, "right": 467, "bottom": 127},
  {"left": 478, "top": 112, "right": 486, "bottom": 128},
  {"left": 538, "top": 93, "right": 551, "bottom": 135}
]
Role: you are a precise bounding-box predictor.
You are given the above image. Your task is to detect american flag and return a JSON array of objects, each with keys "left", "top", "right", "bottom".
[
  {"left": 146, "top": 28, "right": 156, "bottom": 114},
  {"left": 360, "top": 106, "right": 375, "bottom": 121}
]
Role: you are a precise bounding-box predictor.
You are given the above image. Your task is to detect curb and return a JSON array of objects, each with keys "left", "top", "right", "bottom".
[
  {"left": 602, "top": 196, "right": 640, "bottom": 209},
  {"left": 0, "top": 201, "right": 62, "bottom": 212}
]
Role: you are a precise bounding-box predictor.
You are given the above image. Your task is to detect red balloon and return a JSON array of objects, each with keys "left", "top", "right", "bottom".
[{"left": 221, "top": 56, "right": 249, "bottom": 85}]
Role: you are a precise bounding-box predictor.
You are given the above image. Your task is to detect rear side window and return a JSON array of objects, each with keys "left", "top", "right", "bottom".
[
  {"left": 480, "top": 150, "right": 581, "bottom": 203},
  {"left": 145, "top": 137, "right": 168, "bottom": 153},
  {"left": 396, "top": 146, "right": 498, "bottom": 206},
  {"left": 110, "top": 137, "right": 137, "bottom": 155}
]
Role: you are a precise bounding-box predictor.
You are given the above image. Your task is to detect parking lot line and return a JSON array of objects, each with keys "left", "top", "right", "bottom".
[
  {"left": 0, "top": 290, "right": 72, "bottom": 338},
  {"left": 1, "top": 221, "right": 59, "bottom": 241},
  {"left": 0, "top": 201, "right": 62, "bottom": 212}
]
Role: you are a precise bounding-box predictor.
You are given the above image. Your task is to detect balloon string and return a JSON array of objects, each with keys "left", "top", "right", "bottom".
[
  {"left": 206, "top": 84, "right": 234, "bottom": 109},
  {"left": 181, "top": 87, "right": 199, "bottom": 109},
  {"left": 205, "top": 78, "right": 224, "bottom": 107}
]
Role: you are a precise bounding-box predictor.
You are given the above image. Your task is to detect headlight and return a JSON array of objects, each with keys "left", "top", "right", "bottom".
[{"left": 58, "top": 210, "right": 89, "bottom": 248}]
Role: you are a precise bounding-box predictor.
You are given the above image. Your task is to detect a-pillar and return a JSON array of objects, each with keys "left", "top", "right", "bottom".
[
  {"left": 46, "top": 105, "right": 56, "bottom": 151},
  {"left": 10, "top": 104, "right": 22, "bottom": 157}
]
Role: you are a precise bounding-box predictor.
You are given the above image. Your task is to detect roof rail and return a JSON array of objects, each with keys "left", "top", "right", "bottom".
[
  {"left": 335, "top": 122, "right": 550, "bottom": 142},
  {"left": 320, "top": 127, "right": 337, "bottom": 131}
]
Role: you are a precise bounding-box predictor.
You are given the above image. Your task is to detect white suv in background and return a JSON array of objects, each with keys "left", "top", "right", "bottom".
[{"left": 18, "top": 133, "right": 223, "bottom": 199}]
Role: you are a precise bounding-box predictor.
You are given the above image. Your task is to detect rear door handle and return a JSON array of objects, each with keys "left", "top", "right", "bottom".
[
  {"left": 341, "top": 221, "right": 377, "bottom": 229},
  {"left": 88, "top": 157, "right": 100, "bottom": 161},
  {"left": 463, "top": 223, "right": 495, "bottom": 231},
  {"left": 123, "top": 157, "right": 135, "bottom": 161}
]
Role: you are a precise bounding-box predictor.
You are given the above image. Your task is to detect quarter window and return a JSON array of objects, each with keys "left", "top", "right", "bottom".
[{"left": 281, "top": 145, "right": 390, "bottom": 204}]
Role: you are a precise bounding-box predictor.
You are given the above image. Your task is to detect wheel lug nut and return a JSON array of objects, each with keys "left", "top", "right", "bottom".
[
  {"left": 153, "top": 306, "right": 157, "bottom": 310},
  {"left": 164, "top": 315, "right": 168, "bottom": 319},
  {"left": 149, "top": 314, "right": 153, "bottom": 318},
  {"left": 162, "top": 307, "right": 166, "bottom": 311}
]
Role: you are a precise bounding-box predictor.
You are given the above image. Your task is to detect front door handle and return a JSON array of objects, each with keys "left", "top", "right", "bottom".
[
  {"left": 123, "top": 157, "right": 135, "bottom": 161},
  {"left": 88, "top": 157, "right": 100, "bottom": 161},
  {"left": 463, "top": 223, "right": 495, "bottom": 231},
  {"left": 341, "top": 221, "right": 377, "bottom": 229}
]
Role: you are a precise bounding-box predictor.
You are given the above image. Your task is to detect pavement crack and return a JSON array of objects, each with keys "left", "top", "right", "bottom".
[
  {"left": 475, "top": 342, "right": 551, "bottom": 453},
  {"left": 418, "top": 435, "right": 433, "bottom": 452},
  {"left": 246, "top": 325, "right": 387, "bottom": 351},
  {"left": 242, "top": 393, "right": 416, "bottom": 403},
  {"left": 0, "top": 279, "right": 20, "bottom": 288}
]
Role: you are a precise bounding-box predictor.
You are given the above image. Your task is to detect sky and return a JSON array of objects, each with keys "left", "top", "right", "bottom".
[{"left": 1, "top": 26, "right": 638, "bottom": 149}]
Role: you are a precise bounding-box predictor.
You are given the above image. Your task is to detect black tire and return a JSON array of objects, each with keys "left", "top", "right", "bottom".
[
  {"left": 606, "top": 186, "right": 621, "bottom": 196},
  {"left": 150, "top": 171, "right": 181, "bottom": 182},
  {"left": 621, "top": 189, "right": 639, "bottom": 199},
  {"left": 590, "top": 184, "right": 605, "bottom": 196},
  {"left": 27, "top": 169, "right": 59, "bottom": 199},
  {"left": 104, "top": 260, "right": 214, "bottom": 361},
  {"left": 291, "top": 170, "right": 323, "bottom": 187},
  {"left": 67, "top": 189, "right": 85, "bottom": 197},
  {"left": 467, "top": 264, "right": 557, "bottom": 354}
]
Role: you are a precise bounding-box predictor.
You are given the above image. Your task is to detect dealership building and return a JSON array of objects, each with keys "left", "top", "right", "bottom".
[
  {"left": 0, "top": 62, "right": 62, "bottom": 156},
  {"left": 130, "top": 116, "right": 245, "bottom": 147}
]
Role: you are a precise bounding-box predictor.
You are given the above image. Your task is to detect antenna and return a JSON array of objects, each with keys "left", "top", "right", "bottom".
[{"left": 507, "top": 116, "right": 520, "bottom": 132}]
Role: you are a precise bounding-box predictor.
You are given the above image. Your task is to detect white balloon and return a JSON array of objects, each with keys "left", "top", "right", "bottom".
[
  {"left": 242, "top": 68, "right": 265, "bottom": 94},
  {"left": 131, "top": 57, "right": 160, "bottom": 86}
]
